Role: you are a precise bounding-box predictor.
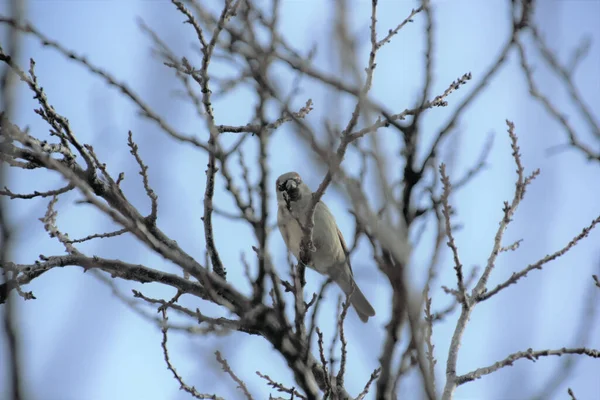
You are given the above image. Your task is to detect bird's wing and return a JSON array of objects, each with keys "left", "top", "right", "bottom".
[
  {"left": 336, "top": 225, "right": 353, "bottom": 276},
  {"left": 313, "top": 200, "right": 354, "bottom": 275}
]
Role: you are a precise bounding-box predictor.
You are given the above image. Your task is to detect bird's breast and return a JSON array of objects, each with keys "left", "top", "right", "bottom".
[
  {"left": 278, "top": 203, "right": 346, "bottom": 275},
  {"left": 278, "top": 208, "right": 303, "bottom": 259}
]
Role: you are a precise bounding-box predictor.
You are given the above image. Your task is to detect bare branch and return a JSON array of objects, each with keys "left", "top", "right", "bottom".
[
  {"left": 335, "top": 296, "right": 352, "bottom": 387},
  {"left": 66, "top": 228, "right": 128, "bottom": 244},
  {"left": 442, "top": 121, "right": 539, "bottom": 400},
  {"left": 439, "top": 163, "right": 469, "bottom": 309},
  {"left": 0, "top": 17, "right": 211, "bottom": 151},
  {"left": 215, "top": 351, "right": 254, "bottom": 400},
  {"left": 423, "top": 296, "right": 437, "bottom": 394},
  {"left": 376, "top": 7, "right": 423, "bottom": 49},
  {"left": 127, "top": 131, "right": 158, "bottom": 224},
  {"left": 457, "top": 347, "right": 600, "bottom": 385},
  {"left": 256, "top": 371, "right": 307, "bottom": 400},
  {"left": 0, "top": 183, "right": 74, "bottom": 199},
  {"left": 175, "top": 0, "right": 243, "bottom": 282},
  {"left": 479, "top": 215, "right": 600, "bottom": 302},
  {"left": 356, "top": 368, "right": 381, "bottom": 400},
  {"left": 473, "top": 120, "right": 539, "bottom": 297},
  {"left": 161, "top": 309, "right": 223, "bottom": 399},
  {"left": 516, "top": 39, "right": 599, "bottom": 162}
]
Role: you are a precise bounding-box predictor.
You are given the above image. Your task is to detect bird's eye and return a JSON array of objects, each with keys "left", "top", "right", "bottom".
[{"left": 277, "top": 183, "right": 285, "bottom": 192}]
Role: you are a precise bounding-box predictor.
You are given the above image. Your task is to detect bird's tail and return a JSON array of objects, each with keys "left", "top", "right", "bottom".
[{"left": 332, "top": 267, "right": 376, "bottom": 323}]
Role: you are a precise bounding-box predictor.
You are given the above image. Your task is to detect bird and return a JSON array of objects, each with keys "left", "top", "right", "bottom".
[{"left": 275, "top": 171, "right": 376, "bottom": 322}]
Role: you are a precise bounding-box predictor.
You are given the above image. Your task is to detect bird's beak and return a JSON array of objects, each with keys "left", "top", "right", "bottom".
[{"left": 285, "top": 179, "right": 298, "bottom": 190}]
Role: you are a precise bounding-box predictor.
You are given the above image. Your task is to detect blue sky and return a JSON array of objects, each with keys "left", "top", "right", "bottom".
[{"left": 1, "top": 1, "right": 599, "bottom": 399}]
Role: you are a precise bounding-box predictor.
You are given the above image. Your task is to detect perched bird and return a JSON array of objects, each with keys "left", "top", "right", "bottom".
[{"left": 275, "top": 172, "right": 376, "bottom": 322}]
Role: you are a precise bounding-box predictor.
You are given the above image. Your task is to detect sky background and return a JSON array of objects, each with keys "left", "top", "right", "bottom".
[{"left": 1, "top": 0, "right": 599, "bottom": 399}]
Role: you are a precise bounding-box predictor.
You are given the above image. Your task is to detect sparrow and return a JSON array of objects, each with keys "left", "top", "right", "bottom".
[{"left": 276, "top": 172, "right": 376, "bottom": 322}]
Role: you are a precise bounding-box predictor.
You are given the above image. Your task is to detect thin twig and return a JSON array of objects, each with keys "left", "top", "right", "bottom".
[
  {"left": 215, "top": 351, "right": 254, "bottom": 400},
  {"left": 161, "top": 309, "right": 223, "bottom": 399},
  {"left": 457, "top": 347, "right": 600, "bottom": 385},
  {"left": 439, "top": 163, "right": 469, "bottom": 309},
  {"left": 479, "top": 215, "right": 600, "bottom": 302}
]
